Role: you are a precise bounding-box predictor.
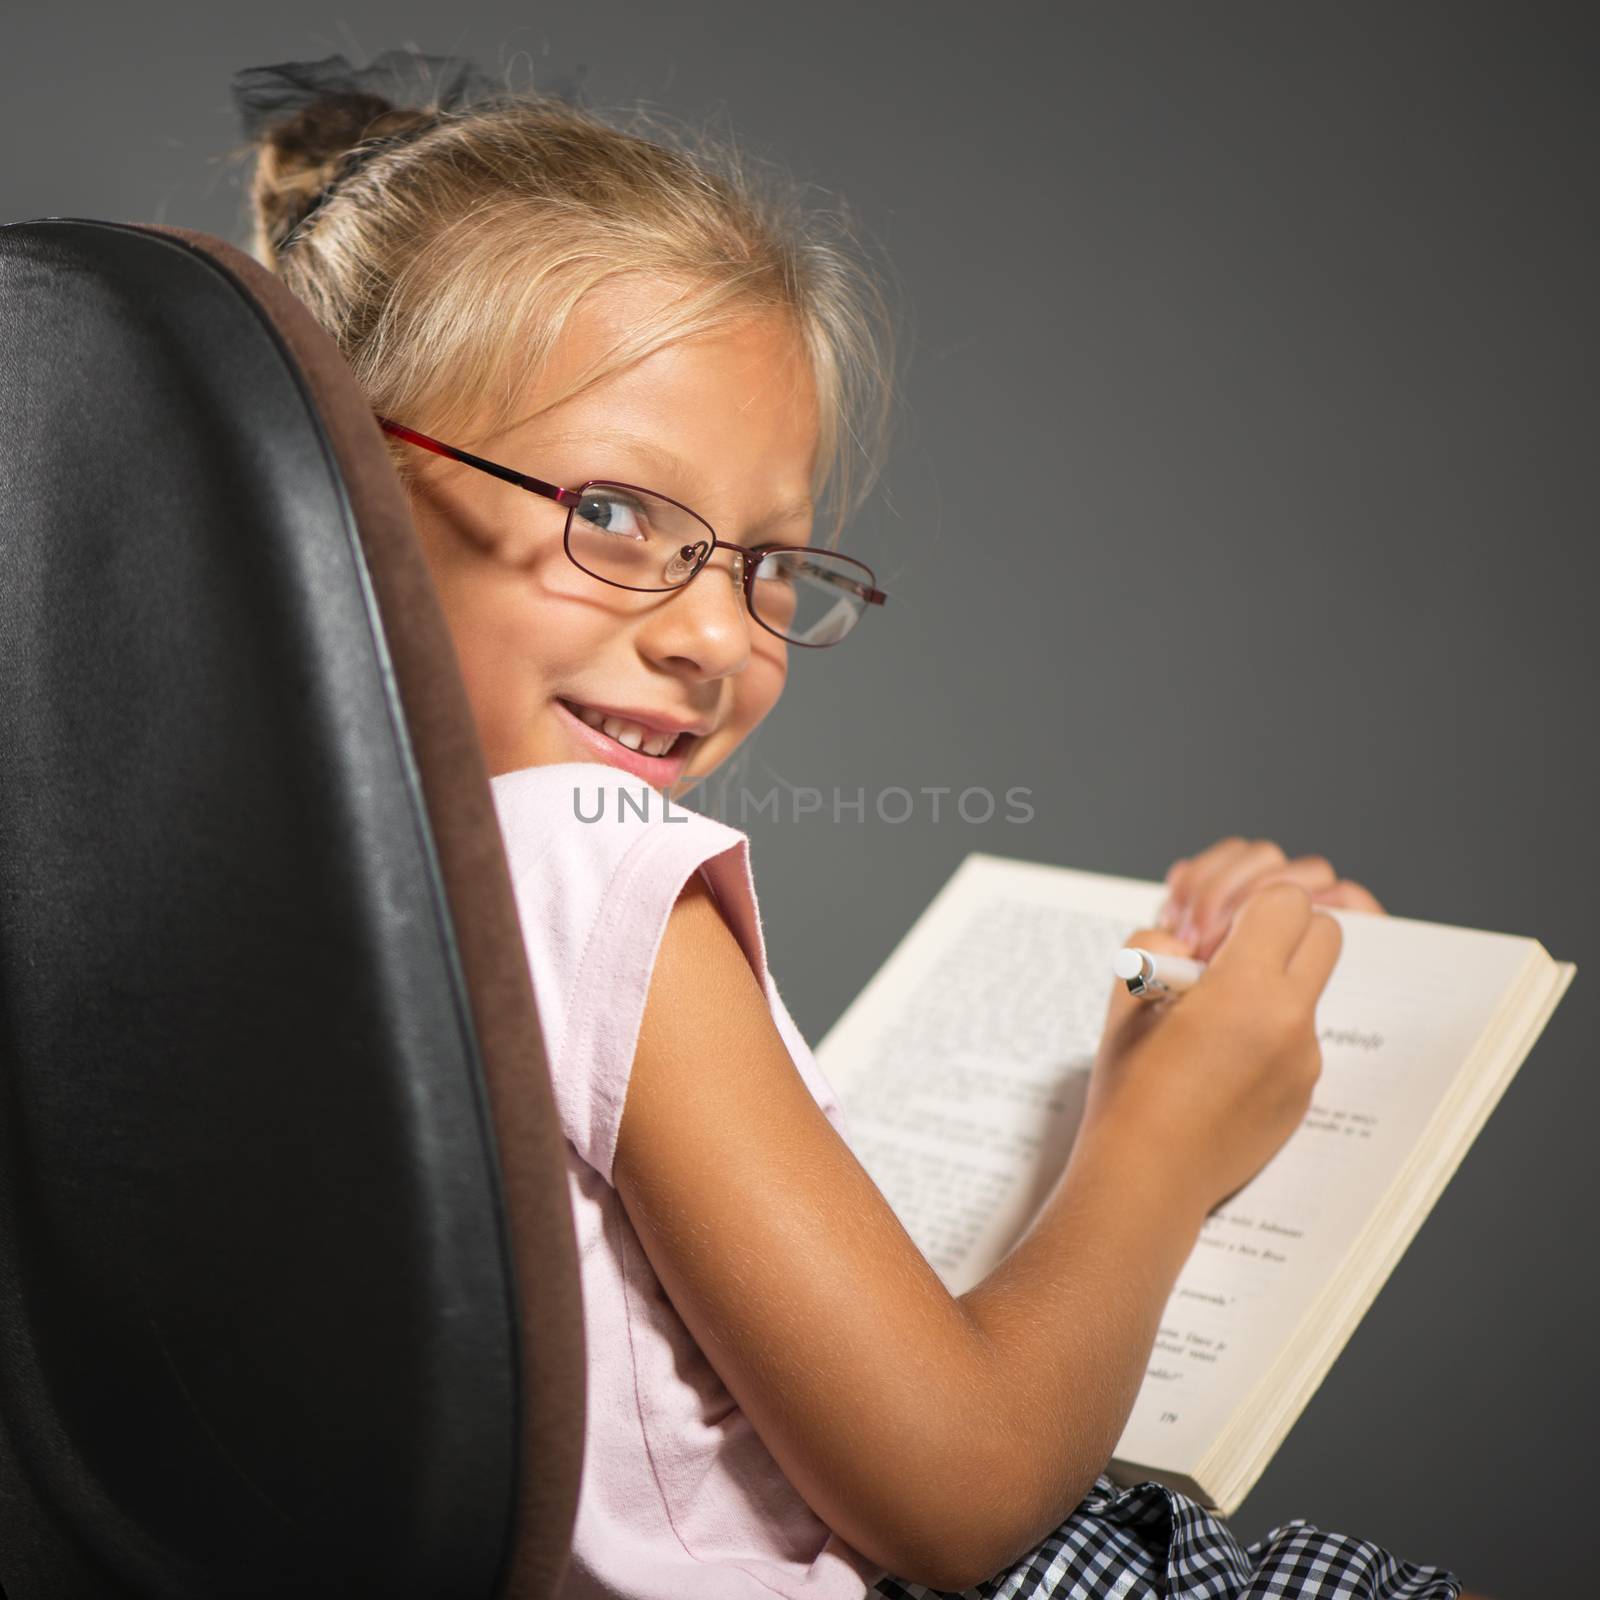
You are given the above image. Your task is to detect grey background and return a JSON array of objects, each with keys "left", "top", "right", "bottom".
[{"left": 5, "top": 2, "right": 1594, "bottom": 1591}]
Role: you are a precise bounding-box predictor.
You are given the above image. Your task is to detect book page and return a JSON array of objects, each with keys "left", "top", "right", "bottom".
[
  {"left": 817, "top": 851, "right": 1545, "bottom": 1478},
  {"left": 824, "top": 888, "right": 1118, "bottom": 1295}
]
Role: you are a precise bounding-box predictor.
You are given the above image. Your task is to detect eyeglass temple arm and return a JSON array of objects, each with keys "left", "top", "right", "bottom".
[
  {"left": 376, "top": 416, "right": 578, "bottom": 508},
  {"left": 794, "top": 554, "right": 887, "bottom": 607}
]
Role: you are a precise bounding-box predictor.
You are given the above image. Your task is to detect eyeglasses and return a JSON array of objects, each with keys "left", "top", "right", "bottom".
[{"left": 377, "top": 417, "right": 888, "bottom": 648}]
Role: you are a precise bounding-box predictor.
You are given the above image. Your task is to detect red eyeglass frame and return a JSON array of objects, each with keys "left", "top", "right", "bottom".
[{"left": 375, "top": 416, "right": 888, "bottom": 648}]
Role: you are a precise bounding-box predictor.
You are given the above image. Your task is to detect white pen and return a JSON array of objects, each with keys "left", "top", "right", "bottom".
[{"left": 1112, "top": 945, "right": 1207, "bottom": 1000}]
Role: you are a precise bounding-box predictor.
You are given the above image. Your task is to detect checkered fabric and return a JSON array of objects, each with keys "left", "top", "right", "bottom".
[{"left": 870, "top": 1473, "right": 1461, "bottom": 1599}]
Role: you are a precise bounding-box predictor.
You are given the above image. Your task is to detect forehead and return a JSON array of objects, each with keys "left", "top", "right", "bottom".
[{"left": 530, "top": 277, "right": 821, "bottom": 457}]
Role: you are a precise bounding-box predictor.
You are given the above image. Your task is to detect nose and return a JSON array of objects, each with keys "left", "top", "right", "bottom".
[{"left": 637, "top": 544, "right": 757, "bottom": 678}]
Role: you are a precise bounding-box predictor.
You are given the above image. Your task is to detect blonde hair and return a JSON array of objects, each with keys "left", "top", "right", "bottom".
[{"left": 240, "top": 75, "right": 901, "bottom": 545}]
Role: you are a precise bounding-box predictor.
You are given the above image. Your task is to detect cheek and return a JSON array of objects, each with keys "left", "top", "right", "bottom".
[
  {"left": 456, "top": 548, "right": 593, "bottom": 650},
  {"left": 436, "top": 560, "right": 592, "bottom": 728},
  {"left": 732, "top": 642, "right": 789, "bottom": 727}
]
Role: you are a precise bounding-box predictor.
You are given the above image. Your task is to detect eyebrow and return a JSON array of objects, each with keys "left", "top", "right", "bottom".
[{"left": 547, "top": 427, "right": 814, "bottom": 532}]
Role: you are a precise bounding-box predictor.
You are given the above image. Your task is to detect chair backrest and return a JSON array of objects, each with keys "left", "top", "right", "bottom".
[{"left": 0, "top": 219, "right": 584, "bottom": 1598}]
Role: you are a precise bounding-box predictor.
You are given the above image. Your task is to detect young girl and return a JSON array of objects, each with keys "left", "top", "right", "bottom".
[{"left": 236, "top": 49, "right": 1480, "bottom": 1600}]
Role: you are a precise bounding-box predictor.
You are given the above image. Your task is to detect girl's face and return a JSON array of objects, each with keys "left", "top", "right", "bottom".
[{"left": 404, "top": 280, "right": 820, "bottom": 795}]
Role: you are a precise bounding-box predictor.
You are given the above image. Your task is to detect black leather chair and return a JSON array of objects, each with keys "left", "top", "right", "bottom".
[{"left": 0, "top": 219, "right": 586, "bottom": 1598}]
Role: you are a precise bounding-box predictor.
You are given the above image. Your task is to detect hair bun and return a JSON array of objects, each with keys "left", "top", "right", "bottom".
[
  {"left": 270, "top": 90, "right": 424, "bottom": 167},
  {"left": 233, "top": 49, "right": 500, "bottom": 255}
]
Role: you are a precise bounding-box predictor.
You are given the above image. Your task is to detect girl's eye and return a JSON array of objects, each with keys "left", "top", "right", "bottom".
[{"left": 575, "top": 491, "right": 648, "bottom": 541}]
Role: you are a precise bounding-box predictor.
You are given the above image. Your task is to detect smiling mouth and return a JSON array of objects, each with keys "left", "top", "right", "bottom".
[{"left": 558, "top": 700, "right": 693, "bottom": 759}]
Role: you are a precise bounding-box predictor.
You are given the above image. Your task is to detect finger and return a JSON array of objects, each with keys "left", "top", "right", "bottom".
[
  {"left": 1161, "top": 837, "right": 1253, "bottom": 931},
  {"left": 1207, "top": 880, "right": 1314, "bottom": 976},
  {"left": 1186, "top": 840, "right": 1289, "bottom": 947},
  {"left": 1191, "top": 856, "right": 1339, "bottom": 961},
  {"left": 1284, "top": 909, "right": 1344, "bottom": 1006},
  {"left": 1312, "top": 879, "right": 1386, "bottom": 915},
  {"left": 1158, "top": 858, "right": 1191, "bottom": 929}
]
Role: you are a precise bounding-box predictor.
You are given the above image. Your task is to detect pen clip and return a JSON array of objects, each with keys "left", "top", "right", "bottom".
[{"left": 1125, "top": 973, "right": 1170, "bottom": 998}]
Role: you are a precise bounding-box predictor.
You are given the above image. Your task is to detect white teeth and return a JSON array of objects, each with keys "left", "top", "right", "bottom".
[{"left": 569, "top": 701, "right": 682, "bottom": 759}]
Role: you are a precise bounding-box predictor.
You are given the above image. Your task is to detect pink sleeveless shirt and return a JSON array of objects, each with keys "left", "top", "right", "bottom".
[{"left": 491, "top": 761, "right": 886, "bottom": 1599}]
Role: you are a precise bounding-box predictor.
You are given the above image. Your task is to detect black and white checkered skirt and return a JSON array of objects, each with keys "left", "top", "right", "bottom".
[{"left": 869, "top": 1472, "right": 1461, "bottom": 1599}]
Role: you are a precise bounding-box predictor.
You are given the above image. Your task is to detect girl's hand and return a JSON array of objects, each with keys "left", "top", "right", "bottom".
[
  {"left": 1158, "top": 836, "right": 1385, "bottom": 963},
  {"left": 1082, "top": 884, "right": 1343, "bottom": 1215}
]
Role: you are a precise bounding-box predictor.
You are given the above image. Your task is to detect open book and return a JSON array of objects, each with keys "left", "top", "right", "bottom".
[{"left": 814, "top": 852, "right": 1576, "bottom": 1515}]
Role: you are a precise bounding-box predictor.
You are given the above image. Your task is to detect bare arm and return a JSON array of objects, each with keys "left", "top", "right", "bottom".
[
  {"left": 612, "top": 871, "right": 1227, "bottom": 1589},
  {"left": 953, "top": 1122, "right": 1209, "bottom": 1565}
]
